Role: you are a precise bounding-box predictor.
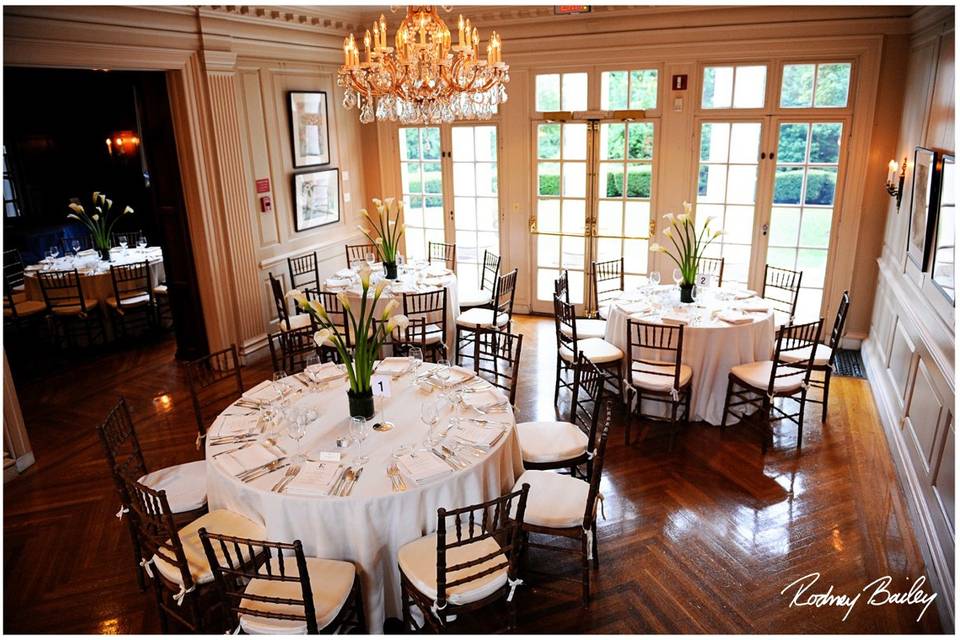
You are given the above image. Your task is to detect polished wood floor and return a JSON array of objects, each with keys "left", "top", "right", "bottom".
[{"left": 3, "top": 316, "right": 944, "bottom": 633}]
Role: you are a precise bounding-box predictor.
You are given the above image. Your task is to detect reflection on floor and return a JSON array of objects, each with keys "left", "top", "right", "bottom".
[{"left": 2, "top": 315, "right": 943, "bottom": 633}]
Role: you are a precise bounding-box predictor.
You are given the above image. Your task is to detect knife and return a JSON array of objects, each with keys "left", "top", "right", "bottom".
[
  {"left": 329, "top": 466, "right": 349, "bottom": 496},
  {"left": 432, "top": 447, "right": 463, "bottom": 470},
  {"left": 344, "top": 467, "right": 364, "bottom": 495}
]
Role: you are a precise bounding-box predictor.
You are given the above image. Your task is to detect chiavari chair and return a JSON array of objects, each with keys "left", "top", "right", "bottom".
[
  {"left": 762, "top": 264, "right": 803, "bottom": 327},
  {"left": 96, "top": 397, "right": 208, "bottom": 589},
  {"left": 268, "top": 272, "right": 313, "bottom": 332},
  {"left": 697, "top": 256, "right": 725, "bottom": 287},
  {"left": 198, "top": 530, "right": 366, "bottom": 634},
  {"left": 153, "top": 281, "right": 173, "bottom": 329},
  {"left": 267, "top": 326, "right": 325, "bottom": 376},
  {"left": 517, "top": 353, "right": 603, "bottom": 477},
  {"left": 398, "top": 484, "right": 530, "bottom": 633},
  {"left": 591, "top": 257, "right": 624, "bottom": 319},
  {"left": 394, "top": 289, "right": 448, "bottom": 361},
  {"left": 721, "top": 319, "right": 824, "bottom": 451},
  {"left": 555, "top": 269, "right": 606, "bottom": 338},
  {"left": 107, "top": 261, "right": 156, "bottom": 337},
  {"left": 185, "top": 345, "right": 245, "bottom": 450},
  {"left": 459, "top": 249, "right": 500, "bottom": 309},
  {"left": 780, "top": 290, "right": 850, "bottom": 421},
  {"left": 345, "top": 243, "right": 379, "bottom": 269},
  {"left": 455, "top": 268, "right": 517, "bottom": 365},
  {"left": 512, "top": 407, "right": 611, "bottom": 607},
  {"left": 287, "top": 251, "right": 321, "bottom": 297},
  {"left": 314, "top": 290, "right": 351, "bottom": 358},
  {"left": 121, "top": 474, "right": 265, "bottom": 633},
  {"left": 428, "top": 241, "right": 457, "bottom": 271},
  {"left": 624, "top": 320, "right": 692, "bottom": 450},
  {"left": 467, "top": 327, "right": 523, "bottom": 406},
  {"left": 3, "top": 267, "right": 46, "bottom": 329},
  {"left": 37, "top": 268, "right": 105, "bottom": 348},
  {"left": 4, "top": 248, "right": 26, "bottom": 301},
  {"left": 553, "top": 294, "right": 623, "bottom": 403}
]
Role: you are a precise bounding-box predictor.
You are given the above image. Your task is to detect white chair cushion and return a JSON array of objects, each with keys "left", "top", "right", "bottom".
[
  {"left": 153, "top": 284, "right": 168, "bottom": 296},
  {"left": 283, "top": 313, "right": 314, "bottom": 331},
  {"left": 730, "top": 360, "right": 807, "bottom": 394},
  {"left": 456, "top": 307, "right": 508, "bottom": 329},
  {"left": 597, "top": 304, "right": 611, "bottom": 320},
  {"left": 560, "top": 318, "right": 607, "bottom": 340},
  {"left": 630, "top": 361, "right": 693, "bottom": 392},
  {"left": 51, "top": 298, "right": 99, "bottom": 316},
  {"left": 106, "top": 292, "right": 151, "bottom": 309},
  {"left": 152, "top": 509, "right": 266, "bottom": 587},
  {"left": 239, "top": 557, "right": 356, "bottom": 634},
  {"left": 458, "top": 286, "right": 492, "bottom": 307},
  {"left": 511, "top": 470, "right": 589, "bottom": 529},
  {"left": 516, "top": 421, "right": 588, "bottom": 464},
  {"left": 4, "top": 299, "right": 46, "bottom": 317},
  {"left": 398, "top": 529, "right": 508, "bottom": 607},
  {"left": 138, "top": 460, "right": 208, "bottom": 513},
  {"left": 559, "top": 337, "right": 623, "bottom": 364},
  {"left": 403, "top": 323, "right": 444, "bottom": 345},
  {"left": 779, "top": 343, "right": 833, "bottom": 367}
]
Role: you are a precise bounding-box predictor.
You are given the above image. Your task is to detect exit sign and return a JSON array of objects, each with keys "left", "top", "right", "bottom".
[{"left": 555, "top": 5, "right": 591, "bottom": 15}]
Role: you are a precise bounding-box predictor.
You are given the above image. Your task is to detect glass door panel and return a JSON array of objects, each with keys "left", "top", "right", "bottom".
[
  {"left": 766, "top": 121, "right": 843, "bottom": 319},
  {"left": 694, "top": 121, "right": 763, "bottom": 287},
  {"left": 451, "top": 125, "right": 499, "bottom": 286},
  {"left": 399, "top": 127, "right": 444, "bottom": 260},
  {"left": 534, "top": 122, "right": 590, "bottom": 308}
]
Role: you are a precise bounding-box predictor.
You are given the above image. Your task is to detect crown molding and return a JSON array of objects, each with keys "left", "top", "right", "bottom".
[{"left": 203, "top": 5, "right": 369, "bottom": 35}]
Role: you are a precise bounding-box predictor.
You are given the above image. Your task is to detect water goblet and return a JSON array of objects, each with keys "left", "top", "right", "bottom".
[
  {"left": 672, "top": 268, "right": 683, "bottom": 286},
  {"left": 137, "top": 234, "right": 147, "bottom": 250},
  {"left": 408, "top": 346, "right": 424, "bottom": 371},
  {"left": 71, "top": 240, "right": 81, "bottom": 257},
  {"left": 349, "top": 416, "right": 369, "bottom": 465},
  {"left": 48, "top": 245, "right": 59, "bottom": 260},
  {"left": 119, "top": 235, "right": 128, "bottom": 254},
  {"left": 288, "top": 409, "right": 309, "bottom": 461},
  {"left": 420, "top": 399, "right": 440, "bottom": 447},
  {"left": 649, "top": 271, "right": 661, "bottom": 288},
  {"left": 365, "top": 251, "right": 376, "bottom": 266}
]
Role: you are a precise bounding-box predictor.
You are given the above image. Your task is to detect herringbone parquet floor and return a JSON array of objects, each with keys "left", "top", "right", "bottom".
[{"left": 3, "top": 316, "right": 945, "bottom": 633}]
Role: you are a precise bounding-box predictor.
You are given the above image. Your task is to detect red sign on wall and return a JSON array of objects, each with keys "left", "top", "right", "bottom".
[
  {"left": 672, "top": 75, "right": 688, "bottom": 91},
  {"left": 255, "top": 178, "right": 271, "bottom": 194},
  {"left": 555, "top": 6, "right": 591, "bottom": 15}
]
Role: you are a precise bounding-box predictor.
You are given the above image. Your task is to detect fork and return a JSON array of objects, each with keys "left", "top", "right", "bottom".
[{"left": 272, "top": 464, "right": 301, "bottom": 493}]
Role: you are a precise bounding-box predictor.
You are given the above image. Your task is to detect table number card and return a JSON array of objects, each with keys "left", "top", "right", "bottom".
[
  {"left": 697, "top": 273, "right": 713, "bottom": 288},
  {"left": 371, "top": 375, "right": 392, "bottom": 398}
]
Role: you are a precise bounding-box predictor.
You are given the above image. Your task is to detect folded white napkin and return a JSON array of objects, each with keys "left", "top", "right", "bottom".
[
  {"left": 325, "top": 277, "right": 352, "bottom": 288},
  {"left": 455, "top": 424, "right": 505, "bottom": 449},
  {"left": 77, "top": 248, "right": 98, "bottom": 257},
  {"left": 376, "top": 357, "right": 413, "bottom": 375},
  {"left": 716, "top": 311, "right": 753, "bottom": 325},
  {"left": 397, "top": 452, "right": 452, "bottom": 484},
  {"left": 732, "top": 289, "right": 758, "bottom": 300},
  {"left": 218, "top": 443, "right": 277, "bottom": 476},
  {"left": 738, "top": 301, "right": 772, "bottom": 313},
  {"left": 461, "top": 388, "right": 507, "bottom": 410},
  {"left": 336, "top": 268, "right": 354, "bottom": 278},
  {"left": 284, "top": 462, "right": 342, "bottom": 496},
  {"left": 305, "top": 361, "right": 342, "bottom": 383},
  {"left": 619, "top": 301, "right": 651, "bottom": 315},
  {"left": 242, "top": 380, "right": 282, "bottom": 404},
  {"left": 660, "top": 312, "right": 689, "bottom": 326},
  {"left": 425, "top": 264, "right": 448, "bottom": 277},
  {"left": 217, "top": 414, "right": 259, "bottom": 437},
  {"left": 440, "top": 366, "right": 474, "bottom": 385}
]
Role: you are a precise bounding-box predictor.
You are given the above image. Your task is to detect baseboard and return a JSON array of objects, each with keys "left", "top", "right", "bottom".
[{"left": 862, "top": 336, "right": 955, "bottom": 631}]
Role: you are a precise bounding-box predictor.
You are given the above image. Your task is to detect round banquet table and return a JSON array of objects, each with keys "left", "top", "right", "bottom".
[
  {"left": 205, "top": 363, "right": 523, "bottom": 632},
  {"left": 603, "top": 286, "right": 776, "bottom": 426},
  {"left": 21, "top": 247, "right": 165, "bottom": 307},
  {"left": 321, "top": 260, "right": 460, "bottom": 355}
]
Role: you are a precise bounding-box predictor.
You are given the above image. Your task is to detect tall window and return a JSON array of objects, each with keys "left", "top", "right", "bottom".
[
  {"left": 451, "top": 125, "right": 499, "bottom": 286},
  {"left": 535, "top": 72, "right": 588, "bottom": 112},
  {"left": 399, "top": 127, "right": 443, "bottom": 260}
]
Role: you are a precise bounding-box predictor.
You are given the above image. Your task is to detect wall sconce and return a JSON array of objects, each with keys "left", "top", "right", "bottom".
[
  {"left": 105, "top": 131, "right": 140, "bottom": 158},
  {"left": 885, "top": 157, "right": 907, "bottom": 209}
]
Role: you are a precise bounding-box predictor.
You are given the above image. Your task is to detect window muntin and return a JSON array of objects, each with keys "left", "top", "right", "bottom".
[
  {"left": 780, "top": 63, "right": 852, "bottom": 109},
  {"left": 399, "top": 127, "right": 444, "bottom": 260},
  {"left": 601, "top": 69, "right": 659, "bottom": 110},
  {"left": 535, "top": 72, "right": 588, "bottom": 112},
  {"left": 451, "top": 125, "right": 499, "bottom": 287},
  {"left": 701, "top": 65, "right": 767, "bottom": 109}
]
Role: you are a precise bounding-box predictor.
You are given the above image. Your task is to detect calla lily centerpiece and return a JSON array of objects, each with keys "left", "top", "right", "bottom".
[
  {"left": 650, "top": 202, "right": 722, "bottom": 302},
  {"left": 287, "top": 261, "right": 409, "bottom": 418},
  {"left": 357, "top": 197, "right": 405, "bottom": 278},
  {"left": 66, "top": 192, "right": 134, "bottom": 260}
]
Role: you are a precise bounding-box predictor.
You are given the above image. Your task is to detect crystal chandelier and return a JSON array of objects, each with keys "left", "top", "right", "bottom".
[{"left": 337, "top": 6, "right": 508, "bottom": 125}]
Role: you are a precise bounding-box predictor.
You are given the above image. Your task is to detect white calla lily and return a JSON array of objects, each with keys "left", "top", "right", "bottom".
[
  {"left": 380, "top": 298, "right": 399, "bottom": 320},
  {"left": 677, "top": 212, "right": 691, "bottom": 224},
  {"left": 68, "top": 203, "right": 85, "bottom": 215},
  {"left": 337, "top": 291, "right": 350, "bottom": 310},
  {"left": 358, "top": 263, "right": 373, "bottom": 289},
  {"left": 662, "top": 212, "right": 675, "bottom": 224},
  {"left": 309, "top": 299, "right": 329, "bottom": 320},
  {"left": 314, "top": 328, "right": 333, "bottom": 347}
]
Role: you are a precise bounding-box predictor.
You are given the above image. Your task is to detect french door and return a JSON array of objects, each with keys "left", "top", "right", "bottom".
[
  {"left": 398, "top": 125, "right": 501, "bottom": 285},
  {"left": 530, "top": 118, "right": 656, "bottom": 314},
  {"left": 693, "top": 116, "right": 847, "bottom": 319}
]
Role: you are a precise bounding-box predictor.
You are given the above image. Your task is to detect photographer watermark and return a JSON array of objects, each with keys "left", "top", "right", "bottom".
[{"left": 781, "top": 572, "right": 937, "bottom": 622}]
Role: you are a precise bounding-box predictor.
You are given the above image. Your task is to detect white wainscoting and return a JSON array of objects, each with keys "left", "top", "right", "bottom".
[{"left": 862, "top": 257, "right": 955, "bottom": 630}]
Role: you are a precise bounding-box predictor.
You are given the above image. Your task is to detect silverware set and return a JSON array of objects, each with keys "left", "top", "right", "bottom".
[
  {"left": 329, "top": 466, "right": 364, "bottom": 496},
  {"left": 432, "top": 445, "right": 469, "bottom": 470},
  {"left": 387, "top": 464, "right": 407, "bottom": 492},
  {"left": 238, "top": 458, "right": 290, "bottom": 483},
  {"left": 212, "top": 436, "right": 278, "bottom": 459},
  {"left": 271, "top": 464, "right": 302, "bottom": 493}
]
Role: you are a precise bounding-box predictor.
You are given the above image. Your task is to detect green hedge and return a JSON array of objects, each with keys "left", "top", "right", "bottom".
[
  {"left": 407, "top": 178, "right": 442, "bottom": 194},
  {"left": 773, "top": 169, "right": 836, "bottom": 206}
]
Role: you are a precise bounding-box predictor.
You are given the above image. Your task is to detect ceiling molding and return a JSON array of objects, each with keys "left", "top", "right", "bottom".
[{"left": 204, "top": 5, "right": 370, "bottom": 35}]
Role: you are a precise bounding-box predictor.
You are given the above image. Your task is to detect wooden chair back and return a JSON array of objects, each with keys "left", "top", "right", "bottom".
[
  {"left": 553, "top": 294, "right": 577, "bottom": 354},
  {"left": 268, "top": 273, "right": 294, "bottom": 331},
  {"left": 592, "top": 258, "right": 624, "bottom": 310},
  {"left": 198, "top": 531, "right": 314, "bottom": 633},
  {"left": 37, "top": 269, "right": 88, "bottom": 314},
  {"left": 491, "top": 269, "right": 518, "bottom": 326},
  {"left": 554, "top": 269, "right": 570, "bottom": 304},
  {"left": 762, "top": 265, "right": 803, "bottom": 322},
  {"left": 697, "top": 256, "right": 725, "bottom": 286},
  {"left": 185, "top": 345, "right": 244, "bottom": 447},
  {"left": 769, "top": 319, "right": 824, "bottom": 395},
  {"left": 110, "top": 261, "right": 153, "bottom": 308},
  {"left": 479, "top": 250, "right": 501, "bottom": 293},
  {"left": 345, "top": 243, "right": 379, "bottom": 269},
  {"left": 267, "top": 327, "right": 323, "bottom": 375},
  {"left": 626, "top": 320, "right": 686, "bottom": 393},
  {"left": 471, "top": 328, "right": 523, "bottom": 405},
  {"left": 400, "top": 289, "right": 447, "bottom": 349},
  {"left": 433, "top": 483, "right": 530, "bottom": 611},
  {"left": 122, "top": 474, "right": 194, "bottom": 591},
  {"left": 428, "top": 241, "right": 456, "bottom": 271},
  {"left": 827, "top": 290, "right": 851, "bottom": 360},
  {"left": 581, "top": 414, "right": 611, "bottom": 529},
  {"left": 287, "top": 251, "right": 320, "bottom": 295},
  {"left": 4, "top": 249, "right": 25, "bottom": 292},
  {"left": 570, "top": 353, "right": 605, "bottom": 450},
  {"left": 96, "top": 397, "right": 148, "bottom": 497}
]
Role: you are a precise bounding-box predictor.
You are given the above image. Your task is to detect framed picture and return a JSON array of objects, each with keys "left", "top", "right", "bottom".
[
  {"left": 288, "top": 91, "right": 330, "bottom": 167},
  {"left": 930, "top": 154, "right": 955, "bottom": 304},
  {"left": 293, "top": 168, "right": 340, "bottom": 232},
  {"left": 906, "top": 146, "right": 941, "bottom": 269}
]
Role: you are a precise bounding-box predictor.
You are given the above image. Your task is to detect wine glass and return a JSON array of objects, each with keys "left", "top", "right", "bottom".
[
  {"left": 71, "top": 240, "right": 81, "bottom": 257},
  {"left": 649, "top": 271, "right": 661, "bottom": 288},
  {"left": 408, "top": 346, "right": 424, "bottom": 372},
  {"left": 137, "top": 233, "right": 147, "bottom": 250},
  {"left": 288, "top": 408, "right": 309, "bottom": 461},
  {"left": 349, "top": 416, "right": 369, "bottom": 465},
  {"left": 272, "top": 370, "right": 289, "bottom": 401},
  {"left": 47, "top": 245, "right": 59, "bottom": 260},
  {"left": 119, "top": 235, "right": 128, "bottom": 255},
  {"left": 365, "top": 251, "right": 376, "bottom": 266},
  {"left": 672, "top": 268, "right": 683, "bottom": 286},
  {"left": 420, "top": 399, "right": 440, "bottom": 447},
  {"left": 435, "top": 357, "right": 453, "bottom": 407}
]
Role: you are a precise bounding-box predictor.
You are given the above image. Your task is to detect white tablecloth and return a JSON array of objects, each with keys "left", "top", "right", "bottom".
[
  {"left": 322, "top": 261, "right": 460, "bottom": 355},
  {"left": 205, "top": 363, "right": 523, "bottom": 632},
  {"left": 22, "top": 247, "right": 165, "bottom": 307},
  {"left": 603, "top": 286, "right": 776, "bottom": 425}
]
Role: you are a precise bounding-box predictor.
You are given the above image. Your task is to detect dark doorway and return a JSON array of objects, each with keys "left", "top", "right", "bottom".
[{"left": 3, "top": 67, "right": 207, "bottom": 362}]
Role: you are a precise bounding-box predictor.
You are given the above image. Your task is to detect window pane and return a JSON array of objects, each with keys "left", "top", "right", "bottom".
[
  {"left": 401, "top": 129, "right": 421, "bottom": 160},
  {"left": 799, "top": 208, "right": 832, "bottom": 248},
  {"left": 537, "top": 268, "right": 559, "bottom": 301},
  {"left": 451, "top": 127, "right": 474, "bottom": 161},
  {"left": 729, "top": 123, "right": 761, "bottom": 163},
  {"left": 700, "top": 123, "right": 730, "bottom": 162},
  {"left": 599, "top": 163, "right": 624, "bottom": 198},
  {"left": 814, "top": 63, "right": 851, "bottom": 107},
  {"left": 600, "top": 123, "right": 625, "bottom": 160},
  {"left": 562, "top": 199, "right": 585, "bottom": 234},
  {"left": 562, "top": 73, "right": 588, "bottom": 111},
  {"left": 625, "top": 165, "right": 652, "bottom": 198},
  {"left": 422, "top": 128, "right": 441, "bottom": 159},
  {"left": 422, "top": 162, "right": 442, "bottom": 193},
  {"left": 733, "top": 65, "right": 766, "bottom": 108},
  {"left": 777, "top": 123, "right": 809, "bottom": 163},
  {"left": 537, "top": 199, "right": 560, "bottom": 233},
  {"left": 597, "top": 200, "right": 623, "bottom": 236},
  {"left": 698, "top": 165, "right": 727, "bottom": 203},
  {"left": 809, "top": 123, "right": 843, "bottom": 163},
  {"left": 563, "top": 123, "right": 588, "bottom": 160},
  {"left": 475, "top": 162, "right": 497, "bottom": 196},
  {"left": 769, "top": 207, "right": 801, "bottom": 246},
  {"left": 774, "top": 166, "right": 804, "bottom": 204},
  {"left": 627, "top": 123, "right": 654, "bottom": 160},
  {"left": 702, "top": 66, "right": 733, "bottom": 109},
  {"left": 538, "top": 124, "right": 561, "bottom": 159},
  {"left": 538, "top": 162, "right": 560, "bottom": 196},
  {"left": 804, "top": 167, "right": 837, "bottom": 206},
  {"left": 630, "top": 69, "right": 658, "bottom": 109},
  {"left": 781, "top": 64, "right": 815, "bottom": 108},
  {"left": 563, "top": 162, "right": 586, "bottom": 197},
  {"left": 400, "top": 162, "right": 421, "bottom": 193},
  {"left": 601, "top": 71, "right": 628, "bottom": 110},
  {"left": 726, "top": 166, "right": 757, "bottom": 204},
  {"left": 536, "top": 74, "right": 560, "bottom": 111},
  {"left": 474, "top": 126, "right": 497, "bottom": 161}
]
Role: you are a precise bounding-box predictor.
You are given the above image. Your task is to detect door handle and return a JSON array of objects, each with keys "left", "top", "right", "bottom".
[
  {"left": 761, "top": 223, "right": 769, "bottom": 236},
  {"left": 649, "top": 218, "right": 657, "bottom": 237},
  {"left": 529, "top": 216, "right": 537, "bottom": 233}
]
